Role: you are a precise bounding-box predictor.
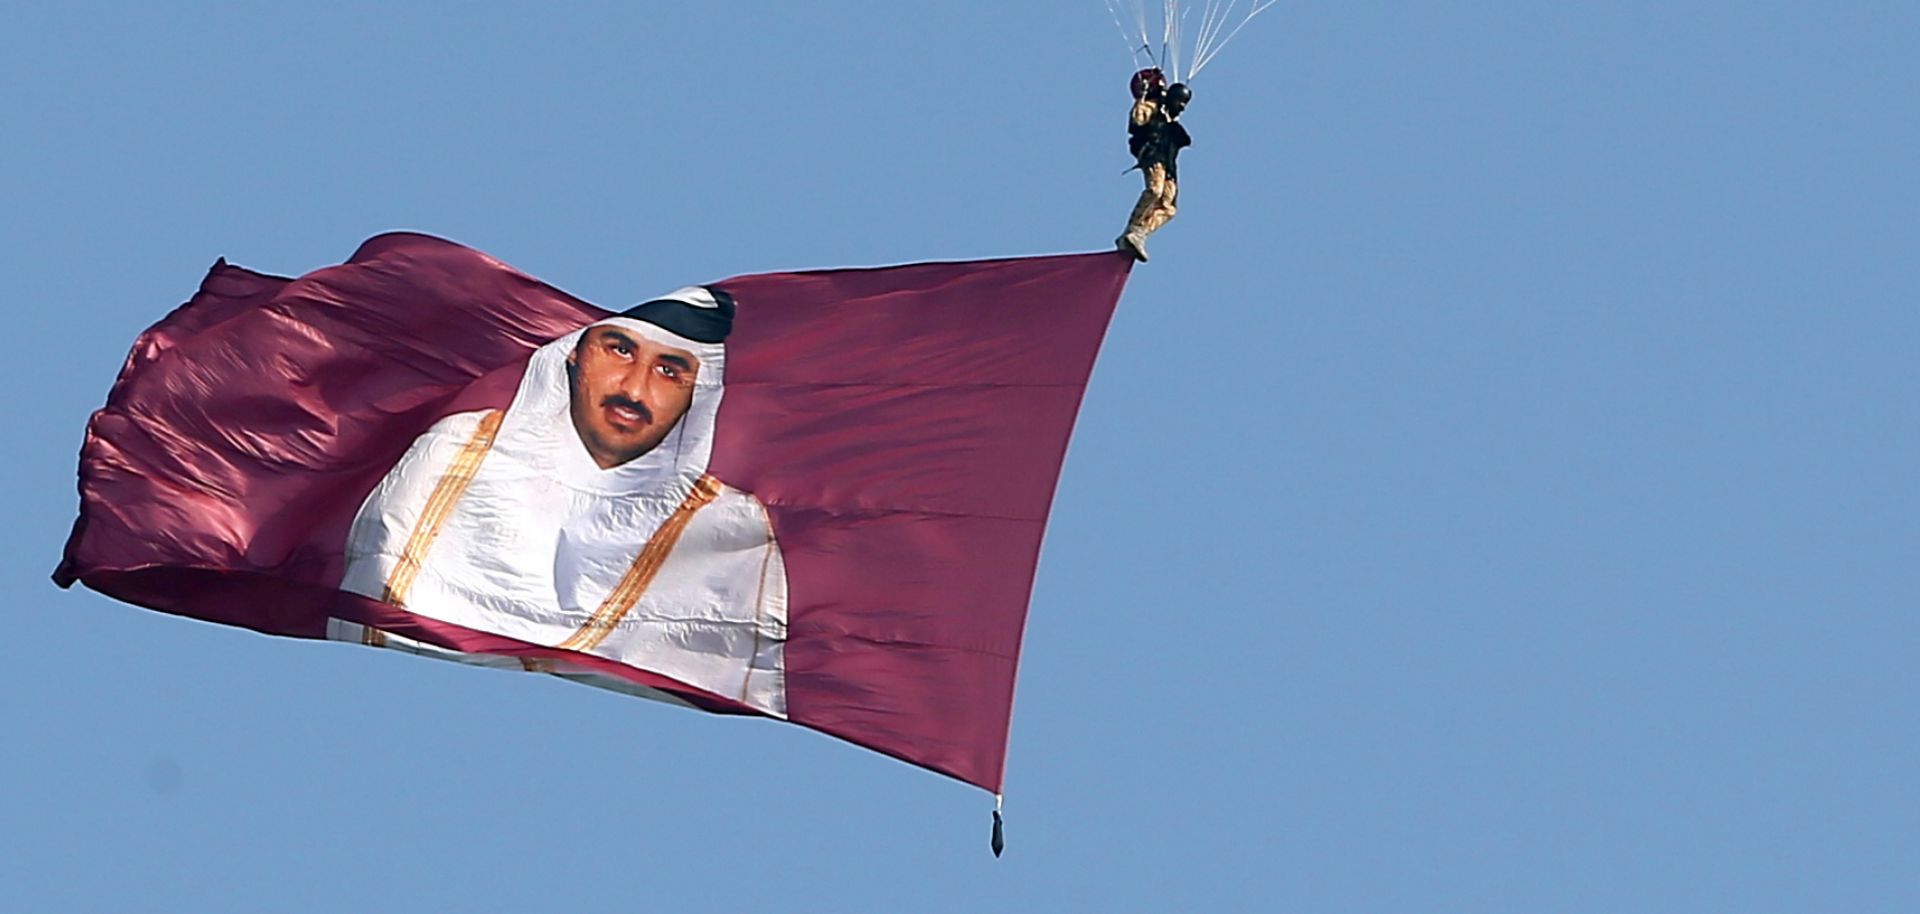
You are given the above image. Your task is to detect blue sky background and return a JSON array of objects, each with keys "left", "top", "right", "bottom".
[{"left": 4, "top": 3, "right": 1916, "bottom": 911}]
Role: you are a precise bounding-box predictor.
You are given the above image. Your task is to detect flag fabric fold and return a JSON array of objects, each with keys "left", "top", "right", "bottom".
[{"left": 56, "top": 232, "right": 1129, "bottom": 791}]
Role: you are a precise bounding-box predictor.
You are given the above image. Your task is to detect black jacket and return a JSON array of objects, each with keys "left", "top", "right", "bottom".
[{"left": 1129, "top": 115, "right": 1192, "bottom": 179}]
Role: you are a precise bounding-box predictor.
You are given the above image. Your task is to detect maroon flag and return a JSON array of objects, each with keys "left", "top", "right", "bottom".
[{"left": 55, "top": 233, "right": 1129, "bottom": 792}]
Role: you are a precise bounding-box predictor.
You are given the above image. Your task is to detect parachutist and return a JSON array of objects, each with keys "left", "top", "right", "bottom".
[{"left": 1116, "top": 69, "right": 1192, "bottom": 263}]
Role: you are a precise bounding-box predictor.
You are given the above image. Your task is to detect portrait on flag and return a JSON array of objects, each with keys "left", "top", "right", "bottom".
[{"left": 328, "top": 285, "right": 789, "bottom": 717}]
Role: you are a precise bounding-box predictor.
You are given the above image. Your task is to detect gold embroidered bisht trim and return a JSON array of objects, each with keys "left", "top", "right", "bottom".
[
  {"left": 554, "top": 474, "right": 725, "bottom": 654},
  {"left": 364, "top": 409, "right": 508, "bottom": 646}
]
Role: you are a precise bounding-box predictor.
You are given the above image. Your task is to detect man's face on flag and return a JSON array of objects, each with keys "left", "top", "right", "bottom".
[{"left": 567, "top": 323, "right": 700, "bottom": 469}]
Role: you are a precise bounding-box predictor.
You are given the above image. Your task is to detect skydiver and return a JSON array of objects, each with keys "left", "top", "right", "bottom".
[{"left": 1115, "top": 68, "right": 1193, "bottom": 263}]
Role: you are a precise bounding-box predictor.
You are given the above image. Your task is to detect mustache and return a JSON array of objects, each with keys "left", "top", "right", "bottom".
[{"left": 599, "top": 395, "right": 653, "bottom": 424}]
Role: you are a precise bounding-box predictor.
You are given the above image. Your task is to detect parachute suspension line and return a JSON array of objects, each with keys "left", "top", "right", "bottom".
[
  {"left": 1171, "top": 0, "right": 1195, "bottom": 83},
  {"left": 1189, "top": 0, "right": 1229, "bottom": 70},
  {"left": 1189, "top": 0, "right": 1279, "bottom": 77},
  {"left": 1104, "top": 0, "right": 1276, "bottom": 81},
  {"left": 1134, "top": 1, "right": 1153, "bottom": 67},
  {"left": 1103, "top": 0, "right": 1143, "bottom": 58},
  {"left": 1161, "top": 0, "right": 1180, "bottom": 82},
  {"left": 1194, "top": 0, "right": 1232, "bottom": 71},
  {"left": 1104, "top": 0, "right": 1166, "bottom": 69}
]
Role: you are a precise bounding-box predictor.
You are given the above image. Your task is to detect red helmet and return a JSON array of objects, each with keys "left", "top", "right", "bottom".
[{"left": 1129, "top": 67, "right": 1167, "bottom": 99}]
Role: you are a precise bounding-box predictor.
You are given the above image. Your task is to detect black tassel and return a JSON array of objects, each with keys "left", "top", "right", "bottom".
[{"left": 990, "top": 808, "right": 1005, "bottom": 858}]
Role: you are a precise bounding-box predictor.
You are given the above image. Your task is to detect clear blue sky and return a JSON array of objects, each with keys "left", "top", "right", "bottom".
[{"left": 5, "top": 3, "right": 1916, "bottom": 911}]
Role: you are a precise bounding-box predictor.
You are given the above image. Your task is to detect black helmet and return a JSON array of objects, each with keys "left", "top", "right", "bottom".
[{"left": 1165, "top": 83, "right": 1193, "bottom": 108}]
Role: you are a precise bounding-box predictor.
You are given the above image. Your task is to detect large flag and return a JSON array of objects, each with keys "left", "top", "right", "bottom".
[{"left": 55, "top": 233, "right": 1129, "bottom": 792}]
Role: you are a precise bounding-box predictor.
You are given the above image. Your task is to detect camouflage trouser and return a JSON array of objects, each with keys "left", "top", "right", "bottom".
[{"left": 1124, "top": 163, "right": 1178, "bottom": 238}]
